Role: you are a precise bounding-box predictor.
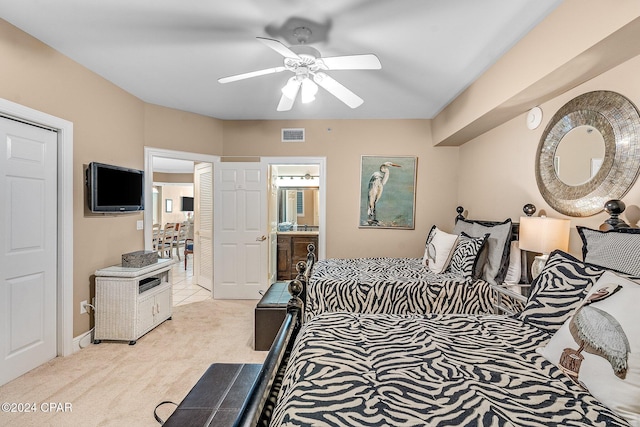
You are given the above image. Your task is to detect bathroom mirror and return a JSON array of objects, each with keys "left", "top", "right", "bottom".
[
  {"left": 535, "top": 90, "right": 640, "bottom": 216},
  {"left": 277, "top": 187, "right": 320, "bottom": 229}
]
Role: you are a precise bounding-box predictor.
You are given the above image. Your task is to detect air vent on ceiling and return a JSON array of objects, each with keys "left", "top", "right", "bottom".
[{"left": 281, "top": 128, "right": 305, "bottom": 142}]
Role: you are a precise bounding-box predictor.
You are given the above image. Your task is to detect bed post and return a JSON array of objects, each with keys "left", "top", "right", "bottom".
[
  {"left": 295, "top": 242, "right": 316, "bottom": 319},
  {"left": 455, "top": 206, "right": 465, "bottom": 223},
  {"left": 231, "top": 245, "right": 315, "bottom": 427}
]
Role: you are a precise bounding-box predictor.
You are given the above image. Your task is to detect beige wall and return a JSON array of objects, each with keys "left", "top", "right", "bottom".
[
  {"left": 144, "top": 103, "right": 224, "bottom": 153},
  {"left": 458, "top": 54, "right": 640, "bottom": 257},
  {"left": 222, "top": 119, "right": 460, "bottom": 258},
  {"left": 0, "top": 19, "right": 223, "bottom": 336},
  {"left": 157, "top": 185, "right": 194, "bottom": 225}
]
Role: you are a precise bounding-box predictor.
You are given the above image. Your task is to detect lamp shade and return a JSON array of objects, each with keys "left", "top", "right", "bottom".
[{"left": 519, "top": 216, "right": 570, "bottom": 254}]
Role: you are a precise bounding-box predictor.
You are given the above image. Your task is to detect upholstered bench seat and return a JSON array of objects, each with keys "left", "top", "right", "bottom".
[{"left": 163, "top": 363, "right": 261, "bottom": 427}]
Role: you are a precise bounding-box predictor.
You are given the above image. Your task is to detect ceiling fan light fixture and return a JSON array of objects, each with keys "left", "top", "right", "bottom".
[
  {"left": 281, "top": 77, "right": 301, "bottom": 99},
  {"left": 222, "top": 35, "right": 381, "bottom": 111},
  {"left": 301, "top": 78, "right": 318, "bottom": 104}
]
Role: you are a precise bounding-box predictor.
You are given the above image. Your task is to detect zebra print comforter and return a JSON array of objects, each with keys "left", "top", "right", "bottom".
[
  {"left": 306, "top": 257, "right": 493, "bottom": 320},
  {"left": 271, "top": 312, "right": 628, "bottom": 426}
]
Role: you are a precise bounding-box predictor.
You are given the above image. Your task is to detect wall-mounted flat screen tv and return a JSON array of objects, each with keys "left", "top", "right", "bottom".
[
  {"left": 86, "top": 162, "right": 144, "bottom": 212},
  {"left": 181, "top": 196, "right": 194, "bottom": 211}
]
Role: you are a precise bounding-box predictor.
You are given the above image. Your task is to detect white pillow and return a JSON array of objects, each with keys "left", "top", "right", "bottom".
[
  {"left": 538, "top": 271, "right": 640, "bottom": 426},
  {"left": 503, "top": 240, "right": 521, "bottom": 284},
  {"left": 422, "top": 227, "right": 458, "bottom": 273}
]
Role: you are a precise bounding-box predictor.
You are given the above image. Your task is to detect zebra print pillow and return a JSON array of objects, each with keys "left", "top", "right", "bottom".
[
  {"left": 453, "top": 218, "right": 512, "bottom": 285},
  {"left": 518, "top": 250, "right": 605, "bottom": 334},
  {"left": 447, "top": 232, "right": 488, "bottom": 278}
]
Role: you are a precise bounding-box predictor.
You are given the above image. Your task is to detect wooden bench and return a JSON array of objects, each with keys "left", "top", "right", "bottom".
[
  {"left": 254, "top": 282, "right": 290, "bottom": 351},
  {"left": 163, "top": 363, "right": 261, "bottom": 427}
]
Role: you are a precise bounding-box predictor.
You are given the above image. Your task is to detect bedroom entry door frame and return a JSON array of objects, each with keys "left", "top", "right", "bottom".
[
  {"left": 143, "top": 147, "right": 219, "bottom": 285},
  {"left": 0, "top": 98, "right": 75, "bottom": 376}
]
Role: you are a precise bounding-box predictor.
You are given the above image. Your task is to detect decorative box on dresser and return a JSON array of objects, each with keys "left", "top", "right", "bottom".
[
  {"left": 276, "top": 231, "right": 319, "bottom": 280},
  {"left": 94, "top": 258, "right": 174, "bottom": 345}
]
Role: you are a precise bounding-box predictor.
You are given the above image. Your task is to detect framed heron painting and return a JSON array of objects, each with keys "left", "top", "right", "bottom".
[{"left": 359, "top": 155, "right": 417, "bottom": 229}]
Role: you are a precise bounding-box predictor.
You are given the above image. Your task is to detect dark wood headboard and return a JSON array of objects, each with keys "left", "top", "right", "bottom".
[
  {"left": 455, "top": 205, "right": 520, "bottom": 242},
  {"left": 456, "top": 204, "right": 538, "bottom": 284}
]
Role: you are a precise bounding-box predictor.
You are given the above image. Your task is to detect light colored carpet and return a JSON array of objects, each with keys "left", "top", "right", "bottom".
[{"left": 0, "top": 299, "right": 267, "bottom": 427}]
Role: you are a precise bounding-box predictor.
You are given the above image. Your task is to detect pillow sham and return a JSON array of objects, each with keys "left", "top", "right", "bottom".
[
  {"left": 446, "top": 232, "right": 488, "bottom": 278},
  {"left": 422, "top": 226, "right": 458, "bottom": 274},
  {"left": 538, "top": 271, "right": 640, "bottom": 426},
  {"left": 517, "top": 250, "right": 605, "bottom": 334},
  {"left": 453, "top": 218, "right": 512, "bottom": 285},
  {"left": 577, "top": 226, "right": 640, "bottom": 276},
  {"left": 503, "top": 240, "right": 521, "bottom": 284}
]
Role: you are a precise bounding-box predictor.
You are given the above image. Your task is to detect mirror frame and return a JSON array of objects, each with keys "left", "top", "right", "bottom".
[{"left": 535, "top": 90, "right": 640, "bottom": 217}]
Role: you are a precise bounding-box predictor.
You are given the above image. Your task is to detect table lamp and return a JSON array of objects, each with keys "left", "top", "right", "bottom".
[{"left": 519, "top": 216, "right": 570, "bottom": 279}]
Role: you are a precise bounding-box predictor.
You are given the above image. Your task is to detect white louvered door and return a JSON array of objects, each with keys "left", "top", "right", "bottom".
[{"left": 194, "top": 162, "right": 213, "bottom": 291}]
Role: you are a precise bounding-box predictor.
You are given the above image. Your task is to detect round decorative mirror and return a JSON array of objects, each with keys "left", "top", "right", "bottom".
[{"left": 535, "top": 90, "right": 640, "bottom": 216}]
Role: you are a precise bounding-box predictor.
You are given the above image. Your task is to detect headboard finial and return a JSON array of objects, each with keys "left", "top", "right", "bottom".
[
  {"left": 523, "top": 204, "right": 536, "bottom": 217},
  {"left": 455, "top": 206, "right": 465, "bottom": 222},
  {"left": 601, "top": 199, "right": 629, "bottom": 230}
]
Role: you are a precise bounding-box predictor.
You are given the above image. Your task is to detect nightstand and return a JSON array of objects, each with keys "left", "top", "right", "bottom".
[{"left": 491, "top": 283, "right": 530, "bottom": 315}]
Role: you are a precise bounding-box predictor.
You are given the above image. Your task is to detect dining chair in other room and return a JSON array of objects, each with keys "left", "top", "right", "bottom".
[
  {"left": 152, "top": 225, "right": 164, "bottom": 257},
  {"left": 159, "top": 222, "right": 179, "bottom": 259},
  {"left": 184, "top": 238, "right": 194, "bottom": 270},
  {"left": 175, "top": 221, "right": 189, "bottom": 261}
]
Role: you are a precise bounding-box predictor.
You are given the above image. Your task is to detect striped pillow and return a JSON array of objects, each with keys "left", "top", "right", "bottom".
[
  {"left": 447, "top": 232, "right": 488, "bottom": 279},
  {"left": 517, "top": 250, "right": 605, "bottom": 334}
]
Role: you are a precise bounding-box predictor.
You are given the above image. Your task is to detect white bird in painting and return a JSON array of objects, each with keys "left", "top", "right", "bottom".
[{"left": 367, "top": 161, "right": 401, "bottom": 225}]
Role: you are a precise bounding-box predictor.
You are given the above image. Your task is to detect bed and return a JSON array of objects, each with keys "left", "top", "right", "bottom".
[
  {"left": 232, "top": 225, "right": 640, "bottom": 427},
  {"left": 305, "top": 206, "right": 518, "bottom": 320}
]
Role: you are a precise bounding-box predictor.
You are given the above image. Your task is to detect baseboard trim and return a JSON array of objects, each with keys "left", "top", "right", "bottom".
[{"left": 72, "top": 329, "right": 94, "bottom": 353}]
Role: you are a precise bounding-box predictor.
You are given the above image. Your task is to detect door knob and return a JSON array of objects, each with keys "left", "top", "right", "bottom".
[{"left": 256, "top": 235, "right": 267, "bottom": 241}]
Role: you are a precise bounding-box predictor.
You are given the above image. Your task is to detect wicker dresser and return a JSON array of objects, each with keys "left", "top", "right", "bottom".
[{"left": 94, "top": 258, "right": 174, "bottom": 345}]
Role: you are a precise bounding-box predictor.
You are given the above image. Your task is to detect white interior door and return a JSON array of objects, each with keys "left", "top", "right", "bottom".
[
  {"left": 0, "top": 116, "right": 57, "bottom": 386},
  {"left": 214, "top": 162, "right": 268, "bottom": 299},
  {"left": 194, "top": 162, "right": 213, "bottom": 292}
]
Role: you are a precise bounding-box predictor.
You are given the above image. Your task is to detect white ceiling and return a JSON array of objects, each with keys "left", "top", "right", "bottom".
[{"left": 0, "top": 0, "right": 562, "bottom": 121}]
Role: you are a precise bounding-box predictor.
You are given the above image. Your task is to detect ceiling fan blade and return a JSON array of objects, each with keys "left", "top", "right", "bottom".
[
  {"left": 313, "top": 72, "right": 364, "bottom": 109},
  {"left": 218, "top": 66, "right": 286, "bottom": 84},
  {"left": 320, "top": 54, "right": 382, "bottom": 70},
  {"left": 257, "top": 37, "right": 300, "bottom": 59},
  {"left": 277, "top": 80, "right": 301, "bottom": 111}
]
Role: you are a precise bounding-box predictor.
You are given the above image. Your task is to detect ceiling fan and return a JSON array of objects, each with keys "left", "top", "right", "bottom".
[{"left": 218, "top": 27, "right": 382, "bottom": 111}]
